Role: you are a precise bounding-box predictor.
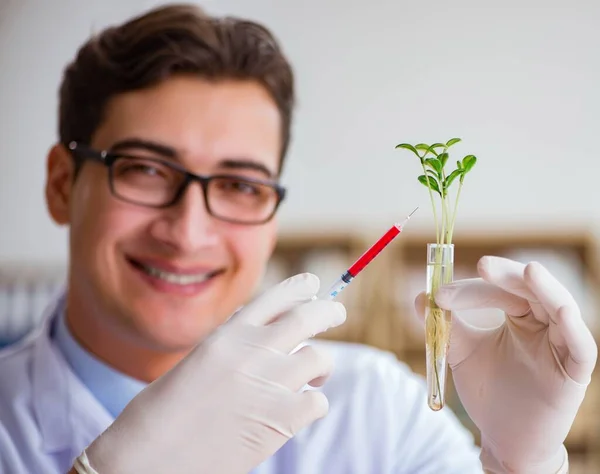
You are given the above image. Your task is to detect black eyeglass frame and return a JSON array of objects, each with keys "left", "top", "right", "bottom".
[{"left": 66, "top": 141, "right": 287, "bottom": 225}]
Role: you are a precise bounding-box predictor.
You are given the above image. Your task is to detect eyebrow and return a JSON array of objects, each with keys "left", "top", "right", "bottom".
[
  {"left": 218, "top": 159, "right": 275, "bottom": 179},
  {"left": 110, "top": 138, "right": 177, "bottom": 158},
  {"left": 109, "top": 137, "right": 276, "bottom": 179}
]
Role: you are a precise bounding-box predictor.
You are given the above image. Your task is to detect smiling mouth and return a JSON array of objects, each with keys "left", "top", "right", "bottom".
[{"left": 128, "top": 259, "right": 225, "bottom": 286}]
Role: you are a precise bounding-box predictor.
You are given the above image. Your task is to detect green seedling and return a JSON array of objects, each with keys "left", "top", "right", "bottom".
[
  {"left": 395, "top": 138, "right": 476, "bottom": 246},
  {"left": 395, "top": 137, "right": 477, "bottom": 410}
]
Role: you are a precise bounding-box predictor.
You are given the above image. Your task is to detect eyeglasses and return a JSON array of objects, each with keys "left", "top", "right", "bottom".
[{"left": 67, "top": 142, "right": 287, "bottom": 225}]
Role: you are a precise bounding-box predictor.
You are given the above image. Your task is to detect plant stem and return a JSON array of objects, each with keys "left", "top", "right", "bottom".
[
  {"left": 443, "top": 193, "right": 453, "bottom": 245},
  {"left": 420, "top": 159, "right": 440, "bottom": 243},
  {"left": 447, "top": 181, "right": 463, "bottom": 244}
]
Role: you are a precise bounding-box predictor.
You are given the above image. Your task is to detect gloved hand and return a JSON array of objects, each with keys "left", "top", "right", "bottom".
[
  {"left": 72, "top": 273, "right": 346, "bottom": 474},
  {"left": 415, "top": 256, "right": 597, "bottom": 474}
]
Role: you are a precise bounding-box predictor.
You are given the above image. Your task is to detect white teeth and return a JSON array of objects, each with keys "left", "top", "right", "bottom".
[{"left": 141, "top": 265, "right": 214, "bottom": 285}]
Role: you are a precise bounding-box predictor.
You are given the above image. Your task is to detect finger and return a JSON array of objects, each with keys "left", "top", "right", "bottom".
[
  {"left": 235, "top": 273, "right": 320, "bottom": 326},
  {"left": 523, "top": 261, "right": 579, "bottom": 322},
  {"left": 290, "top": 391, "right": 329, "bottom": 432},
  {"left": 477, "top": 256, "right": 538, "bottom": 302},
  {"left": 415, "top": 290, "right": 486, "bottom": 328},
  {"left": 435, "top": 278, "right": 530, "bottom": 317},
  {"left": 479, "top": 256, "right": 555, "bottom": 325},
  {"left": 556, "top": 305, "right": 598, "bottom": 383},
  {"left": 415, "top": 289, "right": 496, "bottom": 366},
  {"left": 269, "top": 391, "right": 329, "bottom": 438},
  {"left": 414, "top": 291, "right": 427, "bottom": 323},
  {"left": 267, "top": 299, "right": 347, "bottom": 353},
  {"left": 283, "top": 345, "right": 334, "bottom": 390}
]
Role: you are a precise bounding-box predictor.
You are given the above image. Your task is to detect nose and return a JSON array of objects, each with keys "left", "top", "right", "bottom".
[{"left": 148, "top": 181, "right": 220, "bottom": 253}]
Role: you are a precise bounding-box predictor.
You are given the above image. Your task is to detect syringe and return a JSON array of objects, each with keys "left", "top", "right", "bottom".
[{"left": 316, "top": 207, "right": 418, "bottom": 300}]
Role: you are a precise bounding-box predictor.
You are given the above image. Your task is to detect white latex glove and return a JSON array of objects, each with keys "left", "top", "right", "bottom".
[
  {"left": 73, "top": 273, "right": 346, "bottom": 474},
  {"left": 415, "top": 256, "right": 597, "bottom": 474}
]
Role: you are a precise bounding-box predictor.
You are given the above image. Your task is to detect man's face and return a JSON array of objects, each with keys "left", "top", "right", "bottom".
[{"left": 47, "top": 76, "right": 282, "bottom": 351}]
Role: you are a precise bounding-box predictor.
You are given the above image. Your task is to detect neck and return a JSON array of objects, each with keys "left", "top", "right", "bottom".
[{"left": 65, "top": 289, "right": 190, "bottom": 383}]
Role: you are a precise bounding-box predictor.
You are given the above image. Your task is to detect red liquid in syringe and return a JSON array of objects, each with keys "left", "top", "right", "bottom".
[{"left": 316, "top": 207, "right": 418, "bottom": 300}]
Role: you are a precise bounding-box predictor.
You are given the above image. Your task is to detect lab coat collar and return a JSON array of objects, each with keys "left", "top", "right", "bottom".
[
  {"left": 32, "top": 294, "right": 71, "bottom": 452},
  {"left": 25, "top": 291, "right": 71, "bottom": 452},
  {"left": 26, "top": 288, "right": 113, "bottom": 454}
]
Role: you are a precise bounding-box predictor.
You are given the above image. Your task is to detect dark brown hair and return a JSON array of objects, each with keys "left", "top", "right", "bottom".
[{"left": 58, "top": 3, "right": 295, "bottom": 173}]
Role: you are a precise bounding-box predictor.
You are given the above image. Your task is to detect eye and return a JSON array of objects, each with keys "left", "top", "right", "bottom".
[
  {"left": 113, "top": 158, "right": 173, "bottom": 180},
  {"left": 122, "top": 163, "right": 160, "bottom": 175},
  {"left": 220, "top": 178, "right": 261, "bottom": 195}
]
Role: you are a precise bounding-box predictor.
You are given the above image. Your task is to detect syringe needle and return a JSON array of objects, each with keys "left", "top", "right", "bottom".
[{"left": 396, "top": 206, "right": 419, "bottom": 229}]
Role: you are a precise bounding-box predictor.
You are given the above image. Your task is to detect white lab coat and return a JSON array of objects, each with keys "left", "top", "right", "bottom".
[{"left": 0, "top": 292, "right": 483, "bottom": 474}]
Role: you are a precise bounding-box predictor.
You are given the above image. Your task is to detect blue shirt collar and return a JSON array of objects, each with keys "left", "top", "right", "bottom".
[{"left": 52, "top": 304, "right": 146, "bottom": 418}]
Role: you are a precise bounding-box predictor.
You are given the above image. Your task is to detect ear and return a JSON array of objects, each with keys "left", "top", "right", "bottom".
[{"left": 45, "top": 143, "right": 75, "bottom": 225}]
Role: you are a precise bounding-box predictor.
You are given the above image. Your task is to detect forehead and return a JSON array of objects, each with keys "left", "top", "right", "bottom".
[{"left": 92, "top": 76, "right": 282, "bottom": 175}]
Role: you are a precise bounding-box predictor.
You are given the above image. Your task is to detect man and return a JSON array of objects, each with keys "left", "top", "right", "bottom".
[{"left": 0, "top": 4, "right": 596, "bottom": 474}]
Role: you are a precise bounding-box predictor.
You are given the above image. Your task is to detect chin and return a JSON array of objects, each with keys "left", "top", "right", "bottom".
[
  {"left": 117, "top": 294, "right": 220, "bottom": 346},
  {"left": 138, "top": 317, "right": 219, "bottom": 352},
  {"left": 151, "top": 331, "right": 207, "bottom": 352}
]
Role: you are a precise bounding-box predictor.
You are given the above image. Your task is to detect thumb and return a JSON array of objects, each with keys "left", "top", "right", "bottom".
[
  {"left": 414, "top": 291, "right": 490, "bottom": 367},
  {"left": 414, "top": 291, "right": 427, "bottom": 324},
  {"left": 234, "top": 273, "right": 320, "bottom": 326}
]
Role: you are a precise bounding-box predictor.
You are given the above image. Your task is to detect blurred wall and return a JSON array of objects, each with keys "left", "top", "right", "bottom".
[{"left": 1, "top": 0, "right": 599, "bottom": 265}]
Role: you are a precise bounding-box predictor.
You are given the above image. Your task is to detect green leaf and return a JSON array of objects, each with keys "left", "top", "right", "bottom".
[
  {"left": 418, "top": 174, "right": 441, "bottom": 195},
  {"left": 462, "top": 155, "right": 477, "bottom": 172},
  {"left": 430, "top": 143, "right": 446, "bottom": 149},
  {"left": 444, "top": 169, "right": 463, "bottom": 188},
  {"left": 438, "top": 152, "right": 449, "bottom": 167},
  {"left": 426, "top": 169, "right": 439, "bottom": 181},
  {"left": 416, "top": 143, "right": 439, "bottom": 157},
  {"left": 446, "top": 138, "right": 462, "bottom": 147},
  {"left": 425, "top": 144, "right": 443, "bottom": 156},
  {"left": 424, "top": 158, "right": 442, "bottom": 174},
  {"left": 456, "top": 160, "right": 463, "bottom": 170},
  {"left": 395, "top": 143, "right": 421, "bottom": 157}
]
